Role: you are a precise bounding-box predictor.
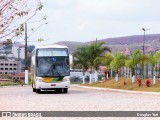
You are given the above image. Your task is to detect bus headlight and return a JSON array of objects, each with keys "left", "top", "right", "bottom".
[
  {"left": 63, "top": 77, "right": 70, "bottom": 82},
  {"left": 36, "top": 77, "right": 43, "bottom": 82}
]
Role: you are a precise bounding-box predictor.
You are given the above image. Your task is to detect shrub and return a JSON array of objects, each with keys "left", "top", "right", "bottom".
[
  {"left": 124, "top": 81, "right": 127, "bottom": 85},
  {"left": 137, "top": 78, "right": 142, "bottom": 87},
  {"left": 146, "top": 80, "right": 151, "bottom": 87}
]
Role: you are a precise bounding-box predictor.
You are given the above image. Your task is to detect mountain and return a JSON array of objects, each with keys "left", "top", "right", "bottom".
[
  {"left": 54, "top": 34, "right": 160, "bottom": 54},
  {"left": 54, "top": 41, "right": 89, "bottom": 54},
  {"left": 87, "top": 34, "right": 160, "bottom": 45}
]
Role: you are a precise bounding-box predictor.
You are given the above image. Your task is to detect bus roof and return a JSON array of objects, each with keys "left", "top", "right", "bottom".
[{"left": 35, "top": 44, "right": 68, "bottom": 49}]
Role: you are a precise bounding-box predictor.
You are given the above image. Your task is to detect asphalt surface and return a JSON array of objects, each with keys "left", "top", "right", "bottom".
[{"left": 0, "top": 85, "right": 160, "bottom": 120}]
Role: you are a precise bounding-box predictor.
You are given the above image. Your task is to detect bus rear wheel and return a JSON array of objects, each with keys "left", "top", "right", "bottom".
[
  {"left": 36, "top": 89, "right": 41, "bottom": 93},
  {"left": 63, "top": 88, "right": 68, "bottom": 93}
]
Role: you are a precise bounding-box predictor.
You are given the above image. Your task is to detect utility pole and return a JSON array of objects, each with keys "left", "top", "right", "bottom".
[
  {"left": 17, "top": 47, "right": 21, "bottom": 73},
  {"left": 25, "top": 23, "right": 28, "bottom": 84},
  {"left": 141, "top": 28, "right": 150, "bottom": 79},
  {"left": 25, "top": 23, "right": 28, "bottom": 70},
  {"left": 24, "top": 22, "right": 47, "bottom": 84}
]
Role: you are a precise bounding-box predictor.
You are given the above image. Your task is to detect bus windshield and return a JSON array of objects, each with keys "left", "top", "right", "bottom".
[{"left": 36, "top": 57, "right": 69, "bottom": 77}]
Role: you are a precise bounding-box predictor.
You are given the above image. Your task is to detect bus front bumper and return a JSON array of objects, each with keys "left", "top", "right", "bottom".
[{"left": 35, "top": 81, "right": 70, "bottom": 90}]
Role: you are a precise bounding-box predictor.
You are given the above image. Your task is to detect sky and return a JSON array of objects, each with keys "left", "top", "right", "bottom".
[{"left": 25, "top": 0, "right": 160, "bottom": 46}]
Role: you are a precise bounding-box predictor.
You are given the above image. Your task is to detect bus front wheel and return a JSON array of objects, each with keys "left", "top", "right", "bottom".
[
  {"left": 33, "top": 88, "right": 36, "bottom": 92},
  {"left": 36, "top": 89, "right": 41, "bottom": 93},
  {"left": 63, "top": 88, "right": 68, "bottom": 93},
  {"left": 55, "top": 88, "right": 62, "bottom": 93}
]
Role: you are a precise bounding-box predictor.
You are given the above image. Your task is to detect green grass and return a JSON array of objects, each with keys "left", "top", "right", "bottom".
[
  {"left": 0, "top": 82, "right": 23, "bottom": 86},
  {"left": 71, "top": 82, "right": 82, "bottom": 84},
  {"left": 81, "top": 77, "right": 160, "bottom": 92}
]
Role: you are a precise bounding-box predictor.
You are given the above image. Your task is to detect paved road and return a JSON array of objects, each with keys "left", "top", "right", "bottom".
[{"left": 0, "top": 85, "right": 160, "bottom": 120}]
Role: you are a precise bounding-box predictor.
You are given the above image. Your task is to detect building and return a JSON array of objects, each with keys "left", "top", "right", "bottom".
[
  {"left": 12, "top": 43, "right": 25, "bottom": 59},
  {"left": 12, "top": 73, "right": 25, "bottom": 81},
  {"left": 0, "top": 60, "right": 18, "bottom": 75},
  {"left": 0, "top": 42, "right": 25, "bottom": 75}
]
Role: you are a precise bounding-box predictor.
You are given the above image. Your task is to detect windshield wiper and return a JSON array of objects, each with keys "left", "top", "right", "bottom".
[{"left": 56, "top": 71, "right": 62, "bottom": 77}]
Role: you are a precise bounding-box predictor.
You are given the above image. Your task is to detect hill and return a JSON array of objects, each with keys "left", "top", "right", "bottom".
[
  {"left": 54, "top": 41, "right": 89, "bottom": 54},
  {"left": 88, "top": 34, "right": 160, "bottom": 45},
  {"left": 54, "top": 34, "right": 160, "bottom": 54}
]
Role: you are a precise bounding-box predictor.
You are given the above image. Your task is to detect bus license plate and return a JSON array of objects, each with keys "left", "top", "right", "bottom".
[{"left": 51, "top": 84, "right": 56, "bottom": 86}]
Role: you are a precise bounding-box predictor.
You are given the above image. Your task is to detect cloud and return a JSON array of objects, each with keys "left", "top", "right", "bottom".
[{"left": 27, "top": 0, "right": 160, "bottom": 45}]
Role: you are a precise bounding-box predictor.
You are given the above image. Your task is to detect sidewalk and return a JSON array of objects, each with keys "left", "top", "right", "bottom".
[{"left": 76, "top": 85, "right": 160, "bottom": 95}]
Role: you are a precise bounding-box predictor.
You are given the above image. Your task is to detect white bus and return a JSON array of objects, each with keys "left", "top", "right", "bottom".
[{"left": 30, "top": 44, "right": 70, "bottom": 93}]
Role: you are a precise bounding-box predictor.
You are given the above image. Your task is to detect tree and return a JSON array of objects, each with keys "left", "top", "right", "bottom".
[
  {"left": 3, "top": 39, "right": 12, "bottom": 50},
  {"left": 95, "top": 52, "right": 113, "bottom": 80},
  {"left": 143, "top": 54, "right": 152, "bottom": 78},
  {"left": 102, "top": 52, "right": 113, "bottom": 79},
  {"left": 27, "top": 45, "right": 35, "bottom": 53},
  {"left": 153, "top": 51, "right": 160, "bottom": 79},
  {"left": 27, "top": 45, "right": 35, "bottom": 69},
  {"left": 147, "top": 53, "right": 156, "bottom": 78},
  {"left": 93, "top": 57, "right": 102, "bottom": 81},
  {"left": 86, "top": 42, "right": 111, "bottom": 83},
  {"left": 130, "top": 50, "right": 142, "bottom": 77},
  {"left": 0, "top": 0, "right": 43, "bottom": 42},
  {"left": 110, "top": 52, "right": 126, "bottom": 81},
  {"left": 73, "top": 46, "right": 89, "bottom": 84},
  {"left": 73, "top": 42, "right": 111, "bottom": 83},
  {"left": 125, "top": 59, "right": 132, "bottom": 78}
]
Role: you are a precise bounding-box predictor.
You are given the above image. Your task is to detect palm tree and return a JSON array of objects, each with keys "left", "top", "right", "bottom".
[
  {"left": 93, "top": 57, "right": 102, "bottom": 82},
  {"left": 73, "top": 46, "right": 89, "bottom": 84},
  {"left": 93, "top": 53, "right": 113, "bottom": 81},
  {"left": 147, "top": 52, "right": 157, "bottom": 78},
  {"left": 86, "top": 42, "right": 111, "bottom": 83},
  {"left": 125, "top": 59, "right": 132, "bottom": 78},
  {"left": 73, "top": 42, "right": 111, "bottom": 84},
  {"left": 110, "top": 52, "right": 126, "bottom": 81},
  {"left": 154, "top": 51, "right": 160, "bottom": 79},
  {"left": 143, "top": 54, "right": 152, "bottom": 78},
  {"left": 130, "top": 50, "right": 142, "bottom": 77},
  {"left": 102, "top": 53, "right": 113, "bottom": 79}
]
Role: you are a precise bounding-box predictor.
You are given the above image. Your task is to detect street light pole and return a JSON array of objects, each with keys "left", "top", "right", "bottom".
[
  {"left": 96, "top": 38, "right": 98, "bottom": 43},
  {"left": 141, "top": 28, "right": 149, "bottom": 79}
]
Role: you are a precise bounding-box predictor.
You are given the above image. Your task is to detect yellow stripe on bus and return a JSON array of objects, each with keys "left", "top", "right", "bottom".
[{"left": 43, "top": 78, "right": 53, "bottom": 82}]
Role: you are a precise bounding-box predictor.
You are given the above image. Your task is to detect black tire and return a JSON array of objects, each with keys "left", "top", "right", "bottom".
[
  {"left": 32, "top": 83, "right": 36, "bottom": 92},
  {"left": 63, "top": 88, "right": 68, "bottom": 93},
  {"left": 33, "top": 88, "right": 36, "bottom": 92},
  {"left": 55, "top": 88, "right": 62, "bottom": 93},
  {"left": 36, "top": 89, "right": 41, "bottom": 93}
]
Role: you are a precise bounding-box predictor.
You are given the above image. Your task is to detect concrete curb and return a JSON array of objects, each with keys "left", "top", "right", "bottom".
[
  {"left": 0, "top": 85, "right": 31, "bottom": 88},
  {"left": 76, "top": 85, "right": 160, "bottom": 95}
]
